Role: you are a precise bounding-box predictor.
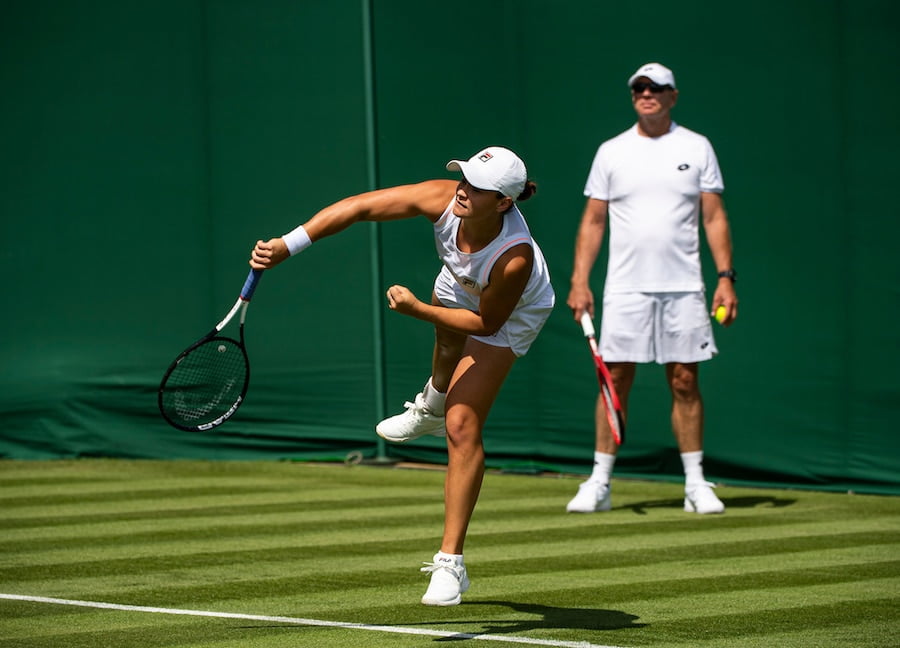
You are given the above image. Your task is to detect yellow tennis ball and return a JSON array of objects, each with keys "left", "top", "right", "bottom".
[{"left": 714, "top": 306, "right": 727, "bottom": 323}]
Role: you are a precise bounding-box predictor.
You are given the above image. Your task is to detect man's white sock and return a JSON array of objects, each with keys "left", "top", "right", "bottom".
[
  {"left": 681, "top": 450, "right": 706, "bottom": 485},
  {"left": 589, "top": 452, "right": 616, "bottom": 484}
]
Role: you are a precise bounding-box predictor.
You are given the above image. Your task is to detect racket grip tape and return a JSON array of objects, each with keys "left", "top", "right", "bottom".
[
  {"left": 579, "top": 312, "right": 596, "bottom": 338},
  {"left": 241, "top": 269, "right": 263, "bottom": 301}
]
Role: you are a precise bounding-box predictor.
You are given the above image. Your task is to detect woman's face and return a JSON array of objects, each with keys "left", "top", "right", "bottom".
[{"left": 452, "top": 178, "right": 511, "bottom": 219}]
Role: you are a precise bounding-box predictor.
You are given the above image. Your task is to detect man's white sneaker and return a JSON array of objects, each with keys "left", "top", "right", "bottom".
[
  {"left": 375, "top": 393, "right": 446, "bottom": 442},
  {"left": 420, "top": 554, "right": 470, "bottom": 606},
  {"left": 684, "top": 481, "right": 725, "bottom": 514},
  {"left": 566, "top": 480, "right": 612, "bottom": 513}
]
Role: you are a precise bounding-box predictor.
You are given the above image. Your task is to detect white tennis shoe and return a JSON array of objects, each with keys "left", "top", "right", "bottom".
[
  {"left": 566, "top": 480, "right": 612, "bottom": 513},
  {"left": 684, "top": 481, "right": 725, "bottom": 514},
  {"left": 376, "top": 393, "right": 446, "bottom": 442},
  {"left": 420, "top": 553, "right": 470, "bottom": 606}
]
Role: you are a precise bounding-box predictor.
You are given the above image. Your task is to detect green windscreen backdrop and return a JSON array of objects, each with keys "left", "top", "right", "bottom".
[{"left": 2, "top": 0, "right": 898, "bottom": 495}]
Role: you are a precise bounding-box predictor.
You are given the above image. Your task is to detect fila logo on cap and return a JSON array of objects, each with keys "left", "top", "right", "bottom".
[{"left": 478, "top": 152, "right": 493, "bottom": 163}]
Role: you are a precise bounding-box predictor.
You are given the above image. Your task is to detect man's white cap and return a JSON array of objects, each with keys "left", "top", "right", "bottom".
[
  {"left": 446, "top": 146, "right": 527, "bottom": 199},
  {"left": 627, "top": 62, "right": 676, "bottom": 89}
]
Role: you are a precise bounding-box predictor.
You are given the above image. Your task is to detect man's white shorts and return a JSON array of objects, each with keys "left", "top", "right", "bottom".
[
  {"left": 599, "top": 291, "right": 717, "bottom": 364},
  {"left": 433, "top": 266, "right": 554, "bottom": 357}
]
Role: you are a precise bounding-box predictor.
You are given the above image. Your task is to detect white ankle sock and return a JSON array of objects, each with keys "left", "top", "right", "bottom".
[
  {"left": 436, "top": 551, "right": 463, "bottom": 565},
  {"left": 422, "top": 377, "right": 446, "bottom": 416},
  {"left": 681, "top": 450, "right": 706, "bottom": 485},
  {"left": 589, "top": 452, "right": 616, "bottom": 484}
]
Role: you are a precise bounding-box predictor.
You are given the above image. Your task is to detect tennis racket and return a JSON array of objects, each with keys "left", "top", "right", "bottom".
[
  {"left": 158, "top": 269, "right": 262, "bottom": 432},
  {"left": 580, "top": 312, "right": 625, "bottom": 445}
]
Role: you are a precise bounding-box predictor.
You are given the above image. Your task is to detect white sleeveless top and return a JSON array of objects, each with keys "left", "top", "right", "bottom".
[{"left": 433, "top": 199, "right": 554, "bottom": 307}]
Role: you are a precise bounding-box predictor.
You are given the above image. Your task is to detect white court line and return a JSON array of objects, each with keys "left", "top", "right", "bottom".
[{"left": 0, "top": 593, "right": 626, "bottom": 648}]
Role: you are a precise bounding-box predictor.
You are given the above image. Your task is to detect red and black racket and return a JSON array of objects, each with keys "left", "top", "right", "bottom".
[
  {"left": 158, "top": 269, "right": 262, "bottom": 431},
  {"left": 580, "top": 312, "right": 625, "bottom": 445}
]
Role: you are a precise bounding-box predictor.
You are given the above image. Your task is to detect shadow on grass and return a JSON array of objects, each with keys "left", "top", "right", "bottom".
[
  {"left": 619, "top": 495, "right": 796, "bottom": 515},
  {"left": 409, "top": 599, "right": 645, "bottom": 641}
]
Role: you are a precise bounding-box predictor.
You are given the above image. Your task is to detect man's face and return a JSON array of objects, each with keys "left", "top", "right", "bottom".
[{"left": 630, "top": 77, "right": 678, "bottom": 118}]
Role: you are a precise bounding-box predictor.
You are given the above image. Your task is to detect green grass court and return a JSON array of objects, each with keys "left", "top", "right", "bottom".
[{"left": 1, "top": 459, "right": 898, "bottom": 647}]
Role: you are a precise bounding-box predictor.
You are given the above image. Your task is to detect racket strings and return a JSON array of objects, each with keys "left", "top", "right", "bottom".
[{"left": 161, "top": 339, "right": 248, "bottom": 426}]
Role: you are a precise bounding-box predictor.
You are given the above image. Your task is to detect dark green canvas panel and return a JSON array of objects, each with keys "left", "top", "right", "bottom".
[
  {"left": 839, "top": 0, "right": 900, "bottom": 489},
  {"left": 1, "top": 1, "right": 898, "bottom": 494}
]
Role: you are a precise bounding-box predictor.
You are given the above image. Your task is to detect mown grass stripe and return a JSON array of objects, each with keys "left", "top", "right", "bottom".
[
  {"left": 37, "top": 558, "right": 897, "bottom": 615},
  {"left": 6, "top": 541, "right": 890, "bottom": 613},
  {"left": 3, "top": 525, "right": 897, "bottom": 580},
  {"left": 5, "top": 500, "right": 897, "bottom": 563},
  {"left": 4, "top": 543, "right": 897, "bottom": 611},
  {"left": 637, "top": 596, "right": 898, "bottom": 644},
  {"left": 0, "top": 472, "right": 447, "bottom": 502},
  {"left": 0, "top": 594, "right": 627, "bottom": 648},
  {"left": 0, "top": 495, "right": 442, "bottom": 529},
  {"left": 490, "top": 562, "right": 900, "bottom": 605},
  {"left": 0, "top": 490, "right": 444, "bottom": 517},
  {"left": 6, "top": 504, "right": 896, "bottom": 554}
]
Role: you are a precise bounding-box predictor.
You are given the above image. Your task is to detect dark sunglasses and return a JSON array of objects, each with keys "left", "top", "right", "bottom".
[{"left": 631, "top": 81, "right": 673, "bottom": 94}]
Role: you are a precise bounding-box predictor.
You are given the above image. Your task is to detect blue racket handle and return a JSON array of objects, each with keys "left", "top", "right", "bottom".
[{"left": 240, "top": 269, "right": 263, "bottom": 301}]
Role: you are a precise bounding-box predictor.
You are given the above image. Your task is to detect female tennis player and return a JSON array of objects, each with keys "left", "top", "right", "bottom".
[{"left": 249, "top": 146, "right": 555, "bottom": 606}]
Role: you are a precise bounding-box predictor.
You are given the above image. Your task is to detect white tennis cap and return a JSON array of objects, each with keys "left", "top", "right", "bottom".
[
  {"left": 446, "top": 146, "right": 527, "bottom": 199},
  {"left": 627, "top": 62, "right": 677, "bottom": 89}
]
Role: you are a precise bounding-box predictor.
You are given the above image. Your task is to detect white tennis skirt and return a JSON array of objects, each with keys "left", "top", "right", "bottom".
[{"left": 433, "top": 266, "right": 554, "bottom": 357}]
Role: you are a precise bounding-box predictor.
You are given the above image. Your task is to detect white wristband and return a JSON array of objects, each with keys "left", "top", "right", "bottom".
[{"left": 282, "top": 225, "right": 312, "bottom": 256}]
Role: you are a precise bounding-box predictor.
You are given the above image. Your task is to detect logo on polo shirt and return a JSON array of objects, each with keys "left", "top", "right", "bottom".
[{"left": 678, "top": 163, "right": 690, "bottom": 171}]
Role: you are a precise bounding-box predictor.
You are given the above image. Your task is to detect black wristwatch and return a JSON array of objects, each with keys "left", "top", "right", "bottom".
[{"left": 717, "top": 269, "right": 737, "bottom": 282}]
